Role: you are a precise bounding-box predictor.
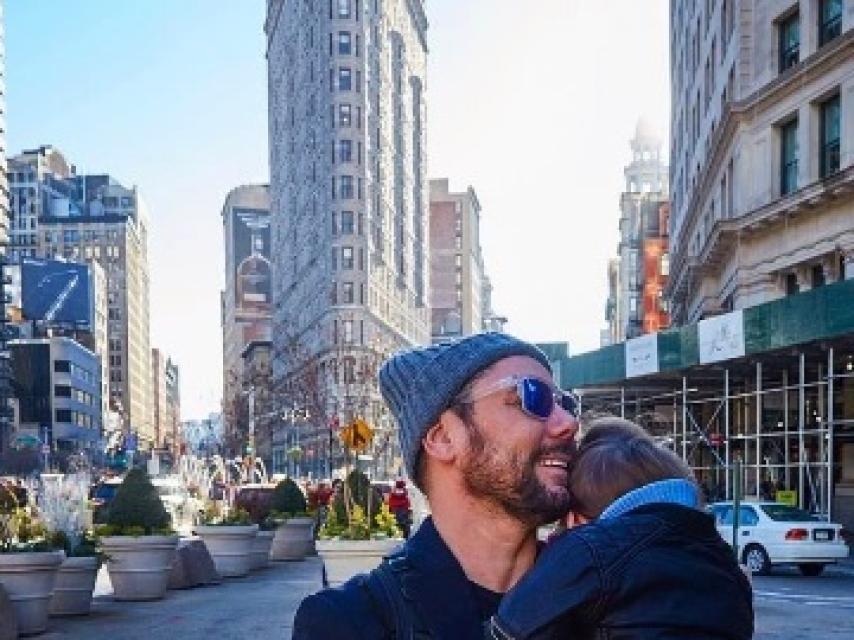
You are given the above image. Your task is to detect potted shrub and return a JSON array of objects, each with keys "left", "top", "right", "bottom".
[
  {"left": 251, "top": 515, "right": 277, "bottom": 571},
  {"left": 269, "top": 478, "right": 313, "bottom": 561},
  {"left": 234, "top": 484, "right": 275, "bottom": 570},
  {"left": 194, "top": 506, "right": 258, "bottom": 578},
  {"left": 315, "top": 470, "right": 402, "bottom": 586},
  {"left": 0, "top": 483, "right": 65, "bottom": 635},
  {"left": 39, "top": 473, "right": 103, "bottom": 616},
  {"left": 98, "top": 468, "right": 179, "bottom": 601}
]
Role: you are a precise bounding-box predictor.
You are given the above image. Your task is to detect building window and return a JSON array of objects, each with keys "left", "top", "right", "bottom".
[
  {"left": 338, "top": 31, "right": 352, "bottom": 55},
  {"left": 55, "top": 409, "right": 73, "bottom": 423},
  {"left": 338, "top": 67, "right": 352, "bottom": 91},
  {"left": 785, "top": 273, "right": 799, "bottom": 295},
  {"left": 818, "top": 0, "right": 842, "bottom": 47},
  {"left": 338, "top": 103, "right": 352, "bottom": 126},
  {"left": 342, "top": 282, "right": 355, "bottom": 303},
  {"left": 820, "top": 94, "right": 840, "bottom": 178},
  {"left": 54, "top": 360, "right": 71, "bottom": 373},
  {"left": 341, "top": 211, "right": 355, "bottom": 234},
  {"left": 342, "top": 246, "right": 354, "bottom": 269},
  {"left": 337, "top": 0, "right": 351, "bottom": 18},
  {"left": 780, "top": 118, "right": 798, "bottom": 195},
  {"left": 338, "top": 139, "right": 353, "bottom": 162},
  {"left": 339, "top": 175, "right": 354, "bottom": 199},
  {"left": 54, "top": 385, "right": 72, "bottom": 398},
  {"left": 660, "top": 253, "right": 670, "bottom": 277},
  {"left": 811, "top": 264, "right": 826, "bottom": 288},
  {"left": 778, "top": 11, "right": 799, "bottom": 73}
]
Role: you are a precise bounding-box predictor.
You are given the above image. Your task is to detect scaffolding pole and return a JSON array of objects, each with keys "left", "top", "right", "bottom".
[
  {"left": 756, "top": 362, "right": 763, "bottom": 496},
  {"left": 724, "top": 368, "right": 731, "bottom": 498},
  {"left": 620, "top": 387, "right": 625, "bottom": 419},
  {"left": 799, "top": 352, "right": 806, "bottom": 510},
  {"left": 682, "top": 377, "right": 688, "bottom": 462},
  {"left": 828, "top": 347, "right": 835, "bottom": 521},
  {"left": 783, "top": 369, "right": 790, "bottom": 488}
]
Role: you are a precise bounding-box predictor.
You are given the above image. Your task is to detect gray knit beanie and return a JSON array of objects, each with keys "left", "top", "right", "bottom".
[{"left": 378, "top": 332, "right": 552, "bottom": 479}]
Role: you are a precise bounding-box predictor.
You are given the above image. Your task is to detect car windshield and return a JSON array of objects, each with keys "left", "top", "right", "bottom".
[{"left": 760, "top": 504, "right": 818, "bottom": 522}]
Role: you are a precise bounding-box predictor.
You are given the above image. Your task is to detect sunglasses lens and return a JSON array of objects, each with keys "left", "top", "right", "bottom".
[
  {"left": 560, "top": 393, "right": 580, "bottom": 418},
  {"left": 520, "top": 378, "right": 554, "bottom": 419}
]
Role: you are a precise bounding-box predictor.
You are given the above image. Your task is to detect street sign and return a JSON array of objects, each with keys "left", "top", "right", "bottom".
[
  {"left": 776, "top": 490, "right": 797, "bottom": 506},
  {"left": 41, "top": 444, "right": 50, "bottom": 455},
  {"left": 708, "top": 433, "right": 723, "bottom": 447},
  {"left": 340, "top": 418, "right": 374, "bottom": 452}
]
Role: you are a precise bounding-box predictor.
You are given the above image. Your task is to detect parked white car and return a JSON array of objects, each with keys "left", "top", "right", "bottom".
[{"left": 709, "top": 501, "right": 849, "bottom": 576}]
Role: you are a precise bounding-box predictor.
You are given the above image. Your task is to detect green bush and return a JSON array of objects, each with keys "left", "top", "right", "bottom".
[
  {"left": 270, "top": 478, "right": 307, "bottom": 516},
  {"left": 332, "top": 470, "right": 382, "bottom": 524},
  {"left": 104, "top": 468, "right": 171, "bottom": 535}
]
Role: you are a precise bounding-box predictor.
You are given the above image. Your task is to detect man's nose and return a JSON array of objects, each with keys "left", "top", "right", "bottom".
[{"left": 547, "top": 404, "right": 579, "bottom": 442}]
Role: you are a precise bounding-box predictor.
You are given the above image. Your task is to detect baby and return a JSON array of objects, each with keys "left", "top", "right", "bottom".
[{"left": 488, "top": 418, "right": 753, "bottom": 639}]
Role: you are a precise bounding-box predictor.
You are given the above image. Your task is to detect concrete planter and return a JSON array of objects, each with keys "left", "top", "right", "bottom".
[
  {"left": 270, "top": 517, "right": 314, "bottom": 561},
  {"left": 50, "top": 555, "right": 99, "bottom": 616},
  {"left": 0, "top": 550, "right": 64, "bottom": 635},
  {"left": 316, "top": 538, "right": 400, "bottom": 587},
  {"left": 195, "top": 525, "right": 258, "bottom": 578},
  {"left": 250, "top": 530, "right": 274, "bottom": 570},
  {"left": 101, "top": 535, "right": 179, "bottom": 601}
]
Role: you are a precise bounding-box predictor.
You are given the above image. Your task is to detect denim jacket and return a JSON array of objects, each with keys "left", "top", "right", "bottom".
[{"left": 489, "top": 482, "right": 753, "bottom": 640}]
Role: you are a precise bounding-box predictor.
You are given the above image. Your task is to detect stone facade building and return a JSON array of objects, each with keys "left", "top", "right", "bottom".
[
  {"left": 668, "top": 0, "right": 854, "bottom": 325},
  {"left": 266, "top": 0, "right": 429, "bottom": 473}
]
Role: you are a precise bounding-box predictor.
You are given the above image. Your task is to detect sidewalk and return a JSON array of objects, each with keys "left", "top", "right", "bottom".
[{"left": 41, "top": 557, "right": 324, "bottom": 640}]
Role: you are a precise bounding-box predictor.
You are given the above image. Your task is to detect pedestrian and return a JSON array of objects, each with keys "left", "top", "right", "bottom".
[
  {"left": 386, "top": 478, "right": 412, "bottom": 538},
  {"left": 292, "top": 332, "right": 579, "bottom": 639},
  {"left": 487, "top": 418, "right": 754, "bottom": 640}
]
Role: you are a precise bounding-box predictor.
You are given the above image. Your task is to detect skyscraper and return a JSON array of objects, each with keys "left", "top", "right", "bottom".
[
  {"left": 667, "top": 0, "right": 853, "bottom": 325},
  {"left": 0, "top": 0, "right": 11, "bottom": 456},
  {"left": 220, "top": 184, "right": 271, "bottom": 455},
  {"left": 266, "top": 0, "right": 429, "bottom": 472}
]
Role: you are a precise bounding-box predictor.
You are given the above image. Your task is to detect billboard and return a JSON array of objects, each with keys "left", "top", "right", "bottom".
[
  {"left": 21, "top": 259, "right": 93, "bottom": 330},
  {"left": 232, "top": 207, "right": 271, "bottom": 343}
]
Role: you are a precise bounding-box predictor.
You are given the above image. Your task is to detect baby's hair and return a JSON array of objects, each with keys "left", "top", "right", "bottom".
[{"left": 568, "top": 417, "right": 695, "bottom": 519}]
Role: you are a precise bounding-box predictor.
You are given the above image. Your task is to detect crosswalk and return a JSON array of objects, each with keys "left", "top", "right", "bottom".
[{"left": 754, "top": 589, "right": 854, "bottom": 609}]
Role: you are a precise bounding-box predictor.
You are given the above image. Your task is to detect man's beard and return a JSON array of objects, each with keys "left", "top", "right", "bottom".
[{"left": 460, "top": 419, "right": 576, "bottom": 526}]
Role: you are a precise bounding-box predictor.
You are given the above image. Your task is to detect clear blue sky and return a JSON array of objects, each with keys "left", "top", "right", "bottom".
[{"left": 6, "top": 1, "right": 669, "bottom": 420}]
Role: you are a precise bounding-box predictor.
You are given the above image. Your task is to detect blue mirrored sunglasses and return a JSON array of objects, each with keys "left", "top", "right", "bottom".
[{"left": 462, "top": 375, "right": 580, "bottom": 421}]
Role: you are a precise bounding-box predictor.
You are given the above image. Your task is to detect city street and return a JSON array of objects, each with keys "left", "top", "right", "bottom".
[
  {"left": 754, "top": 565, "right": 854, "bottom": 639},
  {"left": 35, "top": 552, "right": 854, "bottom": 639},
  {"left": 41, "top": 558, "right": 324, "bottom": 640}
]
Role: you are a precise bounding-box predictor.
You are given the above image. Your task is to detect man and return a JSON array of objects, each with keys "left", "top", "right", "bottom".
[{"left": 292, "top": 332, "right": 580, "bottom": 638}]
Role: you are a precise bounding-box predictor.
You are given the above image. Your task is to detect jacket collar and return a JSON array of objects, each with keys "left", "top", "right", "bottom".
[
  {"left": 599, "top": 478, "right": 700, "bottom": 520},
  {"left": 400, "top": 516, "right": 487, "bottom": 639}
]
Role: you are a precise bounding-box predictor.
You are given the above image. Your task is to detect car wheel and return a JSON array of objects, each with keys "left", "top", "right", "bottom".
[
  {"left": 743, "top": 544, "right": 771, "bottom": 576},
  {"left": 798, "top": 563, "right": 825, "bottom": 577}
]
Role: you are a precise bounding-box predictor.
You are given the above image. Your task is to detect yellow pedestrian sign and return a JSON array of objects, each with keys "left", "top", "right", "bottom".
[{"left": 340, "top": 418, "right": 374, "bottom": 452}]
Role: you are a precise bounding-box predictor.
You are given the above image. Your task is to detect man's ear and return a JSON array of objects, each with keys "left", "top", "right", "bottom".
[{"left": 421, "top": 409, "right": 464, "bottom": 464}]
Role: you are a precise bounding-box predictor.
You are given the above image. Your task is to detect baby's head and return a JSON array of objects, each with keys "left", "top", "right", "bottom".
[{"left": 566, "top": 417, "right": 696, "bottom": 524}]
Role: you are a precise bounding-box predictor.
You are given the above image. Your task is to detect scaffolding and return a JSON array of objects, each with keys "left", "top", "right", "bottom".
[
  {"left": 577, "top": 338, "right": 854, "bottom": 522},
  {"left": 548, "top": 279, "right": 854, "bottom": 527}
]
